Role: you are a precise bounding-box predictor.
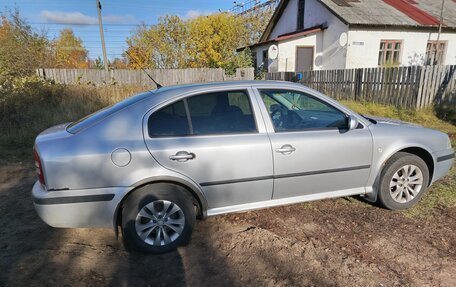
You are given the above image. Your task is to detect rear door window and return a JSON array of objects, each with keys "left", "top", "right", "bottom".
[
  {"left": 148, "top": 100, "right": 190, "bottom": 137},
  {"left": 147, "top": 90, "right": 257, "bottom": 137},
  {"left": 186, "top": 90, "right": 256, "bottom": 135}
]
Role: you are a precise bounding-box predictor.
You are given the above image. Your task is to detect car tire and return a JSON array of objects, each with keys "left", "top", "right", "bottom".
[
  {"left": 121, "top": 183, "right": 195, "bottom": 254},
  {"left": 377, "top": 152, "right": 430, "bottom": 210}
]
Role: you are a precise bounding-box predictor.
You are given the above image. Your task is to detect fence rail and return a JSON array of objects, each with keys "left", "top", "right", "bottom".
[
  {"left": 36, "top": 68, "right": 254, "bottom": 88},
  {"left": 267, "top": 65, "right": 456, "bottom": 109}
]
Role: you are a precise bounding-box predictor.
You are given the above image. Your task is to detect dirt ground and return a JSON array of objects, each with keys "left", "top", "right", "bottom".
[{"left": 0, "top": 163, "right": 455, "bottom": 287}]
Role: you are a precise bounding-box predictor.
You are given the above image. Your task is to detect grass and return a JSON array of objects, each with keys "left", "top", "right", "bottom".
[
  {"left": 341, "top": 100, "right": 456, "bottom": 135},
  {"left": 404, "top": 167, "right": 456, "bottom": 218},
  {"left": 0, "top": 77, "right": 146, "bottom": 164}
]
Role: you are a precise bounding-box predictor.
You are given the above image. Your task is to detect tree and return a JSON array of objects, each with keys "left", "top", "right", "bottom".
[
  {"left": 110, "top": 57, "right": 128, "bottom": 69},
  {"left": 125, "top": 24, "right": 155, "bottom": 69},
  {"left": 241, "top": 6, "right": 275, "bottom": 45},
  {"left": 93, "top": 56, "right": 105, "bottom": 69},
  {"left": 186, "top": 13, "right": 250, "bottom": 69},
  {"left": 126, "top": 13, "right": 261, "bottom": 71},
  {"left": 53, "top": 29, "right": 89, "bottom": 68},
  {"left": 126, "top": 16, "right": 188, "bottom": 69},
  {"left": 0, "top": 9, "right": 52, "bottom": 77}
]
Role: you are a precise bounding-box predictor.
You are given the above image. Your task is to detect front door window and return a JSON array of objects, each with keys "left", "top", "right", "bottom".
[{"left": 259, "top": 89, "right": 348, "bottom": 131}]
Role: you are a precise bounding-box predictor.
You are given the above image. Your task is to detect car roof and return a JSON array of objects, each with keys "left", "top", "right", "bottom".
[
  {"left": 154, "top": 80, "right": 302, "bottom": 93},
  {"left": 143, "top": 80, "right": 306, "bottom": 104},
  {"left": 133, "top": 80, "right": 321, "bottom": 111}
]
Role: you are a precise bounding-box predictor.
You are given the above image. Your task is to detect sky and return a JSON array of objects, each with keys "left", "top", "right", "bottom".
[{"left": 2, "top": 0, "right": 238, "bottom": 60}]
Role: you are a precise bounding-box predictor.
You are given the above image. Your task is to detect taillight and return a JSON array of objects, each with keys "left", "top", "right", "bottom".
[{"left": 33, "top": 148, "right": 46, "bottom": 186}]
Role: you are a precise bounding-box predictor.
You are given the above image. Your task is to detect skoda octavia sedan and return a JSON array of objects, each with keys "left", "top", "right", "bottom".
[{"left": 32, "top": 81, "right": 454, "bottom": 253}]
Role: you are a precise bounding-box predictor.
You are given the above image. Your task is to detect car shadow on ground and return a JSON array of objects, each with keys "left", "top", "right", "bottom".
[{"left": 0, "top": 164, "right": 239, "bottom": 286}]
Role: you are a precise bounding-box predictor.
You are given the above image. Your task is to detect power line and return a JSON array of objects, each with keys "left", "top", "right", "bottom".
[
  {"left": 229, "top": 0, "right": 279, "bottom": 14},
  {"left": 29, "top": 22, "right": 143, "bottom": 26}
]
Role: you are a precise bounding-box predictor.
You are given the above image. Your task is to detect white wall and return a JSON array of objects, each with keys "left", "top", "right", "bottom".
[
  {"left": 304, "top": 0, "right": 333, "bottom": 29},
  {"left": 312, "top": 0, "right": 348, "bottom": 70},
  {"left": 269, "top": 0, "right": 298, "bottom": 40},
  {"left": 346, "top": 29, "right": 456, "bottom": 68},
  {"left": 259, "top": 0, "right": 456, "bottom": 71},
  {"left": 268, "top": 0, "right": 348, "bottom": 71},
  {"left": 277, "top": 34, "right": 320, "bottom": 71}
]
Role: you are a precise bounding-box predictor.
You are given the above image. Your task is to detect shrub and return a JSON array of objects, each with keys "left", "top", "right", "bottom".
[
  {"left": 0, "top": 76, "right": 145, "bottom": 161},
  {"left": 434, "top": 92, "right": 456, "bottom": 126}
]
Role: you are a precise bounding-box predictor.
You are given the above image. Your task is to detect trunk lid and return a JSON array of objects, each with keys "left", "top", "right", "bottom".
[{"left": 35, "top": 122, "right": 73, "bottom": 144}]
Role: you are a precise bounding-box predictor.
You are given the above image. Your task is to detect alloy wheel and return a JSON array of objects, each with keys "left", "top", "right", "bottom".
[
  {"left": 389, "top": 164, "right": 424, "bottom": 203},
  {"left": 135, "top": 200, "right": 185, "bottom": 246}
]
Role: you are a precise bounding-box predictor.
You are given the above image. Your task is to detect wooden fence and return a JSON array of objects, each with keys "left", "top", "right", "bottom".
[
  {"left": 267, "top": 65, "right": 456, "bottom": 109},
  {"left": 36, "top": 68, "right": 254, "bottom": 88}
]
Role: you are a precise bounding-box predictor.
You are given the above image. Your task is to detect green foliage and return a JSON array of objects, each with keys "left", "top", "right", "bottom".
[
  {"left": 126, "top": 10, "right": 272, "bottom": 71},
  {"left": 94, "top": 56, "right": 105, "bottom": 70},
  {"left": 126, "top": 15, "right": 188, "bottom": 69},
  {"left": 0, "top": 76, "right": 144, "bottom": 162},
  {"left": 52, "top": 29, "right": 88, "bottom": 68},
  {"left": 434, "top": 92, "right": 456, "bottom": 126},
  {"left": 187, "top": 13, "right": 248, "bottom": 68},
  {"left": 221, "top": 48, "right": 253, "bottom": 75},
  {"left": 341, "top": 100, "right": 456, "bottom": 134},
  {"left": 0, "top": 9, "right": 90, "bottom": 75},
  {"left": 0, "top": 9, "right": 52, "bottom": 77}
]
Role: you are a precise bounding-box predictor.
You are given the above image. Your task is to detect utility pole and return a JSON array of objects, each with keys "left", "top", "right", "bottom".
[
  {"left": 96, "top": 0, "right": 109, "bottom": 70},
  {"left": 435, "top": 0, "right": 445, "bottom": 65}
]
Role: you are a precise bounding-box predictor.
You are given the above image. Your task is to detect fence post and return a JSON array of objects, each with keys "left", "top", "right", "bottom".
[{"left": 354, "top": 68, "right": 363, "bottom": 101}]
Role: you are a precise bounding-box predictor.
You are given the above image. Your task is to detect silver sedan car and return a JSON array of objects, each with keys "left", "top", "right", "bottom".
[{"left": 32, "top": 81, "right": 454, "bottom": 253}]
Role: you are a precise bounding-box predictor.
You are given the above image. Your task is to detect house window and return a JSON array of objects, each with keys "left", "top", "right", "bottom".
[
  {"left": 425, "top": 41, "right": 446, "bottom": 65},
  {"left": 262, "top": 49, "right": 268, "bottom": 71},
  {"left": 378, "top": 40, "right": 402, "bottom": 66},
  {"left": 297, "top": 0, "right": 305, "bottom": 30},
  {"left": 253, "top": 51, "right": 258, "bottom": 68}
]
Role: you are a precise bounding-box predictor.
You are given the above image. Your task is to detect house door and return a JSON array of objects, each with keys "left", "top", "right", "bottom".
[{"left": 295, "top": 47, "right": 313, "bottom": 72}]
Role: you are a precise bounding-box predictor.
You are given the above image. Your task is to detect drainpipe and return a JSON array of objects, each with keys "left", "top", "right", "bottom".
[{"left": 435, "top": 0, "right": 445, "bottom": 65}]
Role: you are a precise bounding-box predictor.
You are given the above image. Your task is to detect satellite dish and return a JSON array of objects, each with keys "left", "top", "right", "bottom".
[
  {"left": 268, "top": 44, "right": 279, "bottom": 60},
  {"left": 339, "top": 32, "right": 348, "bottom": 47}
]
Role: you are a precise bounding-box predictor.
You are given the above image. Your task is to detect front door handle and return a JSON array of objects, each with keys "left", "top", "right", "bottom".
[
  {"left": 275, "top": 145, "right": 296, "bottom": 155},
  {"left": 169, "top": 151, "right": 195, "bottom": 162}
]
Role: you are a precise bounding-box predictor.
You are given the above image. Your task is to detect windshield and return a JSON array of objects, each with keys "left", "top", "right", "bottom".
[{"left": 67, "top": 91, "right": 153, "bottom": 134}]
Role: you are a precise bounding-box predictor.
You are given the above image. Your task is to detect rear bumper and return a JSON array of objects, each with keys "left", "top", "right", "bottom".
[
  {"left": 32, "top": 181, "right": 131, "bottom": 228},
  {"left": 432, "top": 149, "right": 454, "bottom": 183}
]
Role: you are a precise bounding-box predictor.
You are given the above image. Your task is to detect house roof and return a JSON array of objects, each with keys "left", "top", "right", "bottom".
[
  {"left": 259, "top": 0, "right": 456, "bottom": 42},
  {"left": 238, "top": 25, "right": 324, "bottom": 51},
  {"left": 319, "top": 0, "right": 456, "bottom": 27}
]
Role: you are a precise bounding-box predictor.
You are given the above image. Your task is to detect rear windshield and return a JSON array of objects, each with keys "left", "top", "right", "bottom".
[{"left": 67, "top": 91, "right": 152, "bottom": 134}]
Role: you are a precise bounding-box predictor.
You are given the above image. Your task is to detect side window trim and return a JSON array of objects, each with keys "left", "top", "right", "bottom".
[
  {"left": 148, "top": 88, "right": 260, "bottom": 138},
  {"left": 183, "top": 99, "right": 194, "bottom": 134},
  {"left": 257, "top": 88, "right": 351, "bottom": 133}
]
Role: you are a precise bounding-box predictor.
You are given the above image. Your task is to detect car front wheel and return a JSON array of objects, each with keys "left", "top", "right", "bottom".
[
  {"left": 121, "top": 183, "right": 195, "bottom": 253},
  {"left": 377, "top": 152, "right": 430, "bottom": 210}
]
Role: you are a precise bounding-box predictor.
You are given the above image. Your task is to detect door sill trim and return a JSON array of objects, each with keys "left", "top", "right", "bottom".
[{"left": 206, "top": 187, "right": 366, "bottom": 216}]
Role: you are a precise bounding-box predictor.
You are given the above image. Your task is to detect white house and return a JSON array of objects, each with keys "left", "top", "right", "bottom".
[{"left": 241, "top": 0, "right": 456, "bottom": 72}]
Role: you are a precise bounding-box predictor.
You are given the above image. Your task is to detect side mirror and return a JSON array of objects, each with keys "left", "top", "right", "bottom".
[{"left": 348, "top": 116, "right": 359, "bottom": 130}]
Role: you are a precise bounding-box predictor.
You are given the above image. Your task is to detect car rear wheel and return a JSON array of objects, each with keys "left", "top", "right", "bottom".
[
  {"left": 121, "top": 183, "right": 195, "bottom": 253},
  {"left": 377, "top": 152, "right": 430, "bottom": 210}
]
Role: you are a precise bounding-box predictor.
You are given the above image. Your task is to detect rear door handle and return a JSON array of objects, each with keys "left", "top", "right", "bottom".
[
  {"left": 275, "top": 145, "right": 296, "bottom": 154},
  {"left": 169, "top": 151, "right": 195, "bottom": 162}
]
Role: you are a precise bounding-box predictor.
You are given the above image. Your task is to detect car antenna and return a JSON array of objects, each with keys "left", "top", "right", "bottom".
[{"left": 125, "top": 50, "right": 162, "bottom": 89}]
